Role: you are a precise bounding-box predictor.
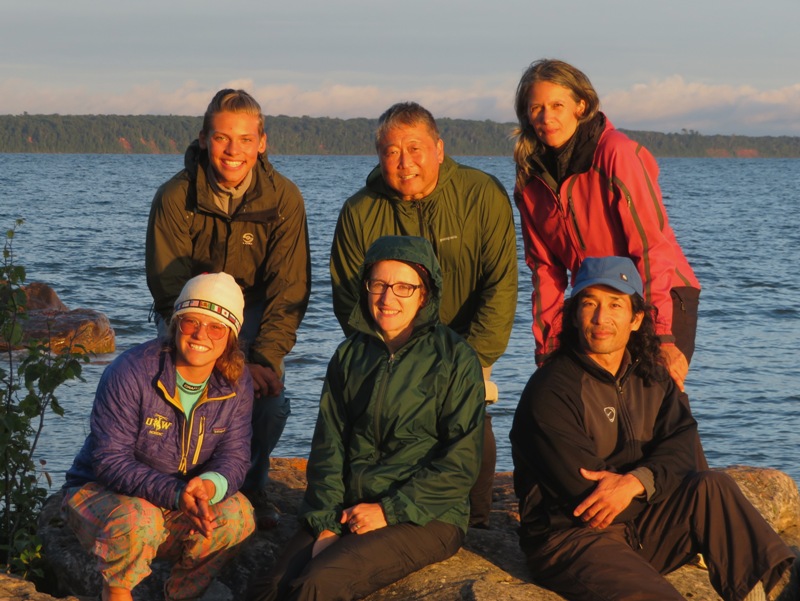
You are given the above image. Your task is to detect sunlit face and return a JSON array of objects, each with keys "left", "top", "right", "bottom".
[
  {"left": 174, "top": 312, "right": 230, "bottom": 380},
  {"left": 367, "top": 260, "right": 426, "bottom": 349},
  {"left": 377, "top": 123, "right": 444, "bottom": 201},
  {"left": 527, "top": 80, "right": 586, "bottom": 149},
  {"left": 574, "top": 286, "right": 644, "bottom": 374},
  {"left": 199, "top": 111, "right": 266, "bottom": 188}
]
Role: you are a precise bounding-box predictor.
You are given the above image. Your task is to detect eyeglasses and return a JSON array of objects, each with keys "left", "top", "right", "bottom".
[
  {"left": 365, "top": 279, "right": 422, "bottom": 298},
  {"left": 176, "top": 316, "right": 229, "bottom": 340}
]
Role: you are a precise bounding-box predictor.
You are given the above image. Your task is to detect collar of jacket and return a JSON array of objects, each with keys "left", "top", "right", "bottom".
[
  {"left": 531, "top": 112, "right": 607, "bottom": 185},
  {"left": 364, "top": 155, "right": 459, "bottom": 201},
  {"left": 566, "top": 346, "right": 639, "bottom": 386},
  {"left": 154, "top": 340, "right": 235, "bottom": 402},
  {"left": 183, "top": 140, "right": 277, "bottom": 215}
]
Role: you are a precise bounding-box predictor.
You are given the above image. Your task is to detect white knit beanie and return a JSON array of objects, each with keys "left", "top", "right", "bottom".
[{"left": 172, "top": 272, "right": 244, "bottom": 336}]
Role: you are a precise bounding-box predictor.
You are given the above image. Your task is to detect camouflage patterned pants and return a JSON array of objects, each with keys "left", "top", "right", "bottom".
[{"left": 63, "top": 483, "right": 255, "bottom": 600}]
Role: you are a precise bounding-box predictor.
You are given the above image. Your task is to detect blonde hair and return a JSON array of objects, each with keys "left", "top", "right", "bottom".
[
  {"left": 512, "top": 59, "right": 600, "bottom": 190},
  {"left": 202, "top": 89, "right": 265, "bottom": 137}
]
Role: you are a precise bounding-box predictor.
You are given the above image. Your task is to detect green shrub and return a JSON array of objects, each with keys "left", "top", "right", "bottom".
[{"left": 0, "top": 220, "right": 88, "bottom": 578}]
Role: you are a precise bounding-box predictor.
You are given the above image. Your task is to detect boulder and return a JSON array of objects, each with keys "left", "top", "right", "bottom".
[
  {"left": 29, "top": 460, "right": 800, "bottom": 601},
  {"left": 0, "top": 282, "right": 115, "bottom": 355}
]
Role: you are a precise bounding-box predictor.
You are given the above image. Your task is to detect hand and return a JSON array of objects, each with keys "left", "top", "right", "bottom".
[
  {"left": 179, "top": 477, "right": 217, "bottom": 538},
  {"left": 247, "top": 363, "right": 284, "bottom": 398},
  {"left": 340, "top": 503, "right": 388, "bottom": 535},
  {"left": 312, "top": 529, "right": 339, "bottom": 557},
  {"left": 660, "top": 343, "right": 688, "bottom": 391},
  {"left": 573, "top": 468, "right": 644, "bottom": 529}
]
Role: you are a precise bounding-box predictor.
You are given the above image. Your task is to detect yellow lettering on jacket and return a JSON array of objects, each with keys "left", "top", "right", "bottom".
[{"left": 145, "top": 413, "right": 173, "bottom": 435}]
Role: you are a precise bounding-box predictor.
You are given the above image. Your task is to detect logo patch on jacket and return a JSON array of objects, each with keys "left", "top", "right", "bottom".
[
  {"left": 212, "top": 427, "right": 227, "bottom": 435},
  {"left": 604, "top": 407, "right": 616, "bottom": 423},
  {"left": 242, "top": 233, "right": 255, "bottom": 246},
  {"left": 145, "top": 413, "right": 173, "bottom": 436}
]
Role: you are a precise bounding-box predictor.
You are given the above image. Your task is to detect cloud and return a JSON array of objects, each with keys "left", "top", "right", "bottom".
[
  {"left": 603, "top": 76, "right": 800, "bottom": 136},
  {"left": 2, "top": 75, "right": 800, "bottom": 136}
]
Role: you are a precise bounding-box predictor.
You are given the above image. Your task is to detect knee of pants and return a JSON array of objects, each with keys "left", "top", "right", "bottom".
[
  {"left": 67, "top": 486, "right": 167, "bottom": 547},
  {"left": 689, "top": 470, "right": 738, "bottom": 496},
  {"left": 213, "top": 493, "right": 257, "bottom": 544}
]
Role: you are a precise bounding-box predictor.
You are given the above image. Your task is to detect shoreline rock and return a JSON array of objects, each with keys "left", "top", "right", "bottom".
[
  {"left": 27, "top": 459, "right": 800, "bottom": 601},
  {"left": 0, "top": 281, "right": 115, "bottom": 355}
]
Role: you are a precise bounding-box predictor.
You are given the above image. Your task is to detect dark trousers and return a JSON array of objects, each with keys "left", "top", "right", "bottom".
[
  {"left": 246, "top": 520, "right": 463, "bottom": 601},
  {"left": 523, "top": 471, "right": 794, "bottom": 601},
  {"left": 469, "top": 413, "right": 496, "bottom": 528}
]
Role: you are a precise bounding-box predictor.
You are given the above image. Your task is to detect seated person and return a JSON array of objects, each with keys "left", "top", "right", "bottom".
[
  {"left": 247, "top": 235, "right": 485, "bottom": 601},
  {"left": 63, "top": 272, "right": 256, "bottom": 601},
  {"left": 510, "top": 256, "right": 797, "bottom": 601}
]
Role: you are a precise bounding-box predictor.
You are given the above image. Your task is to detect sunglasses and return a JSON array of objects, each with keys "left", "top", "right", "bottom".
[{"left": 176, "top": 316, "right": 229, "bottom": 340}]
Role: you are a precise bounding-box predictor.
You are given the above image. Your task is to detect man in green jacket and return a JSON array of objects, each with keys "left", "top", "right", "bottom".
[
  {"left": 329, "top": 101, "right": 518, "bottom": 528},
  {"left": 145, "top": 89, "right": 311, "bottom": 526}
]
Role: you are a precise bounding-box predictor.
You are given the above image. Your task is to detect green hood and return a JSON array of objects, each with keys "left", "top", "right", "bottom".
[{"left": 348, "top": 235, "right": 443, "bottom": 339}]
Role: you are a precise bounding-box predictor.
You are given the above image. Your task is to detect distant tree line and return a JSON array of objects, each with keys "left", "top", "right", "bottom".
[{"left": 2, "top": 114, "right": 800, "bottom": 158}]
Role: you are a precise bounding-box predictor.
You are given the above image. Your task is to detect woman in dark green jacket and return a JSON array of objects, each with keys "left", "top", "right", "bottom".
[{"left": 247, "top": 235, "right": 485, "bottom": 601}]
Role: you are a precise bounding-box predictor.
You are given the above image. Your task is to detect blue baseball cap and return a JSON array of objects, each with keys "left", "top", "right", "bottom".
[{"left": 571, "top": 256, "right": 643, "bottom": 298}]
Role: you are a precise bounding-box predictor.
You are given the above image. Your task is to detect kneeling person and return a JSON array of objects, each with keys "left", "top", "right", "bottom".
[
  {"left": 510, "top": 256, "right": 796, "bottom": 601},
  {"left": 63, "top": 273, "right": 256, "bottom": 601},
  {"left": 247, "top": 236, "right": 485, "bottom": 601}
]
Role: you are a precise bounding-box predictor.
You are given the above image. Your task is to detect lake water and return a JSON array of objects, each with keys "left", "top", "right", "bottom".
[{"left": 0, "top": 153, "right": 798, "bottom": 488}]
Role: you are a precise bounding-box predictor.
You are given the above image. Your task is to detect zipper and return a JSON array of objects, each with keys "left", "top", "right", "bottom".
[
  {"left": 192, "top": 416, "right": 206, "bottom": 466},
  {"left": 178, "top": 418, "right": 189, "bottom": 474}
]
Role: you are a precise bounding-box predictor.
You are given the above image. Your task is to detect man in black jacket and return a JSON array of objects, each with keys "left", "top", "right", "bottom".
[
  {"left": 511, "top": 256, "right": 796, "bottom": 600},
  {"left": 145, "top": 89, "right": 310, "bottom": 526}
]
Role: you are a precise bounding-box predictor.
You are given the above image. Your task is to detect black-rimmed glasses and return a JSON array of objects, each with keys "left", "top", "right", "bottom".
[{"left": 365, "top": 279, "right": 422, "bottom": 298}]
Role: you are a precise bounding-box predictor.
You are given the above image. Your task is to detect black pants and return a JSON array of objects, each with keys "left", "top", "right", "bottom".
[
  {"left": 469, "top": 413, "right": 496, "bottom": 528},
  {"left": 523, "top": 471, "right": 794, "bottom": 601},
  {"left": 246, "top": 519, "right": 463, "bottom": 601}
]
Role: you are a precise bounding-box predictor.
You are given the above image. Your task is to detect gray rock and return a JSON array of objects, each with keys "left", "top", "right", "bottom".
[{"left": 27, "top": 460, "right": 800, "bottom": 601}]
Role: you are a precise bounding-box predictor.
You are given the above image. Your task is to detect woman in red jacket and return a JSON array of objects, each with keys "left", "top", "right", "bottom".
[{"left": 513, "top": 58, "right": 701, "bottom": 393}]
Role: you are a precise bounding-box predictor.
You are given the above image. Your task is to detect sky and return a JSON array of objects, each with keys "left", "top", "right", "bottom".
[{"left": 2, "top": 0, "right": 800, "bottom": 136}]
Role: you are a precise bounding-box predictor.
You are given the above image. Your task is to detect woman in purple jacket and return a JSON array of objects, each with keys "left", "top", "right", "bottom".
[{"left": 63, "top": 272, "right": 255, "bottom": 601}]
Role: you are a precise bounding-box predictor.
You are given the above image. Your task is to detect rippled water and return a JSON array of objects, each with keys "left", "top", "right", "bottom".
[{"left": 0, "top": 153, "right": 798, "bottom": 486}]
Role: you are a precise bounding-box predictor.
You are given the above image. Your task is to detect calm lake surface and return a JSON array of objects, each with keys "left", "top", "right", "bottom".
[{"left": 0, "top": 153, "right": 798, "bottom": 487}]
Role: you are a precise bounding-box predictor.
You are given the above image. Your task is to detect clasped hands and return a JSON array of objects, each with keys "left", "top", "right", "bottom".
[
  {"left": 179, "top": 476, "right": 217, "bottom": 538},
  {"left": 312, "top": 502, "right": 388, "bottom": 557}
]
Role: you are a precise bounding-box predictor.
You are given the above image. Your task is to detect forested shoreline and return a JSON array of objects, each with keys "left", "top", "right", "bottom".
[{"left": 2, "top": 114, "right": 799, "bottom": 158}]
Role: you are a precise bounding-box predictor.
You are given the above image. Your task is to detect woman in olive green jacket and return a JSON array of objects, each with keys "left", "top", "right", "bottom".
[{"left": 247, "top": 235, "right": 485, "bottom": 601}]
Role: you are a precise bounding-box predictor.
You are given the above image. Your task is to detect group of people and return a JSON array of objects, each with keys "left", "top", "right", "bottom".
[{"left": 61, "top": 59, "right": 797, "bottom": 601}]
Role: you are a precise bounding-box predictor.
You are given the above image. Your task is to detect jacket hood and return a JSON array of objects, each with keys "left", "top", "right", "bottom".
[
  {"left": 348, "top": 235, "right": 443, "bottom": 339},
  {"left": 365, "top": 155, "right": 458, "bottom": 201}
]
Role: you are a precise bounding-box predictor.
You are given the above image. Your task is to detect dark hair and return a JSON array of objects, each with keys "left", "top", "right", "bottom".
[
  {"left": 512, "top": 59, "right": 600, "bottom": 190},
  {"left": 163, "top": 321, "right": 246, "bottom": 384},
  {"left": 554, "top": 291, "right": 666, "bottom": 384},
  {"left": 202, "top": 89, "right": 265, "bottom": 137},
  {"left": 375, "top": 102, "right": 440, "bottom": 148}
]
